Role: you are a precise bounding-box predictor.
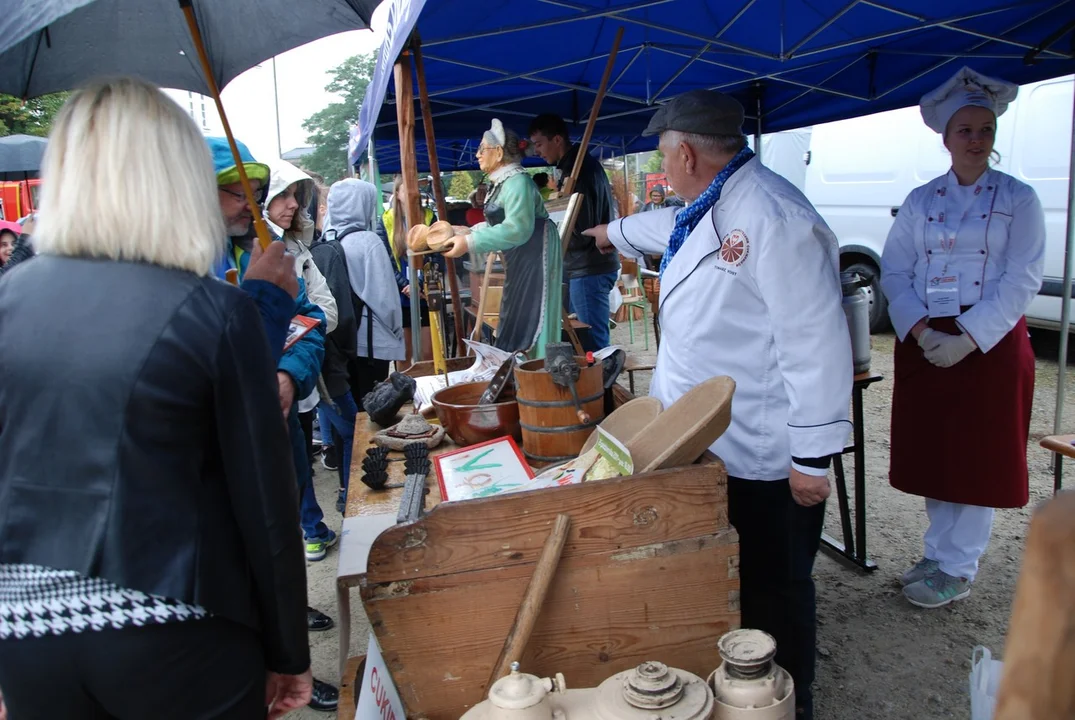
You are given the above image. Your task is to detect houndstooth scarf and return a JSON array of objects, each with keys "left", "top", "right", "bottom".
[{"left": 659, "top": 146, "right": 754, "bottom": 278}]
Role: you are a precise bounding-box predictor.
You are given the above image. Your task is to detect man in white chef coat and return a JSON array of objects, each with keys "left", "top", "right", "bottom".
[{"left": 585, "top": 90, "right": 852, "bottom": 720}]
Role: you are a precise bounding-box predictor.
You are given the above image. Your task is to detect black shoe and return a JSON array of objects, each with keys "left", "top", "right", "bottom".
[
  {"left": 307, "top": 607, "right": 334, "bottom": 632},
  {"left": 336, "top": 488, "right": 347, "bottom": 514},
  {"left": 309, "top": 678, "right": 339, "bottom": 711},
  {"left": 321, "top": 444, "right": 339, "bottom": 471}
]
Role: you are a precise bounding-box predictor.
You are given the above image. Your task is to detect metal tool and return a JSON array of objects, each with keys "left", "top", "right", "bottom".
[
  {"left": 478, "top": 353, "right": 526, "bottom": 405},
  {"left": 424, "top": 259, "right": 449, "bottom": 374},
  {"left": 397, "top": 456, "right": 432, "bottom": 524},
  {"left": 544, "top": 342, "right": 591, "bottom": 424}
]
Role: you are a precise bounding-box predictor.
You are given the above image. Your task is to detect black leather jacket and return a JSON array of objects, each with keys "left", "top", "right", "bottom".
[
  {"left": 557, "top": 144, "right": 619, "bottom": 279},
  {"left": 0, "top": 256, "right": 310, "bottom": 674}
]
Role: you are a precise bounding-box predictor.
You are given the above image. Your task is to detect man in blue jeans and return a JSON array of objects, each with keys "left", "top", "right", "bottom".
[
  {"left": 309, "top": 223, "right": 361, "bottom": 513},
  {"left": 529, "top": 113, "right": 619, "bottom": 351}
]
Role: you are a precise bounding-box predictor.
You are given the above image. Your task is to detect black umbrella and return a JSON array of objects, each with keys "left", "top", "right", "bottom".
[
  {"left": 0, "top": 134, "right": 47, "bottom": 181},
  {"left": 0, "top": 0, "right": 380, "bottom": 254},
  {"left": 0, "top": 0, "right": 380, "bottom": 97}
]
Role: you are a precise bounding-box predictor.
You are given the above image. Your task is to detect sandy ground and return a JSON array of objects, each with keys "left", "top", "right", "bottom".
[{"left": 293, "top": 319, "right": 1075, "bottom": 720}]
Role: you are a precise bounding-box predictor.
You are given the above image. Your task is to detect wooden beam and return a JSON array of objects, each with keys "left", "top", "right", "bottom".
[
  {"left": 994, "top": 491, "right": 1075, "bottom": 719},
  {"left": 394, "top": 52, "right": 425, "bottom": 361},
  {"left": 561, "top": 26, "right": 624, "bottom": 197},
  {"left": 393, "top": 53, "right": 424, "bottom": 261},
  {"left": 414, "top": 37, "right": 467, "bottom": 358}
]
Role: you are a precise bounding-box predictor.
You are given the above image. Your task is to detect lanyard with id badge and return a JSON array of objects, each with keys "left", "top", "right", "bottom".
[{"left": 926, "top": 173, "right": 996, "bottom": 318}]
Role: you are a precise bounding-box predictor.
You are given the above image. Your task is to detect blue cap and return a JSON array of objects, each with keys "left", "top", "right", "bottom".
[{"left": 206, "top": 136, "right": 270, "bottom": 186}]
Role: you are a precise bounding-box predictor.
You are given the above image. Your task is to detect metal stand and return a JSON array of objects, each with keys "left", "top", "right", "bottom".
[{"left": 820, "top": 373, "right": 883, "bottom": 573}]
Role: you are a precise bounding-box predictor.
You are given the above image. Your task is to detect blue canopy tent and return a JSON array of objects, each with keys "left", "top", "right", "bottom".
[
  {"left": 359, "top": 0, "right": 1075, "bottom": 485},
  {"left": 354, "top": 0, "right": 1075, "bottom": 172}
]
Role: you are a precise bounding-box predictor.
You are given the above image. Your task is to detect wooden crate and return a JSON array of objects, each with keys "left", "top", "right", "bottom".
[{"left": 360, "top": 462, "right": 738, "bottom": 720}]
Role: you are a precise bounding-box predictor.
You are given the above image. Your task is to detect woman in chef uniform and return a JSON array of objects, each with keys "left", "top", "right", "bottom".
[{"left": 881, "top": 67, "right": 1045, "bottom": 609}]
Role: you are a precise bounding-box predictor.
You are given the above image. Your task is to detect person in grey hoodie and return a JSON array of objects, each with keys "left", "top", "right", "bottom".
[{"left": 326, "top": 179, "right": 406, "bottom": 404}]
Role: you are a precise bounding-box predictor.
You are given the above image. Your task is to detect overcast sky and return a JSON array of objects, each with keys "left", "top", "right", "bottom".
[{"left": 185, "top": 1, "right": 390, "bottom": 163}]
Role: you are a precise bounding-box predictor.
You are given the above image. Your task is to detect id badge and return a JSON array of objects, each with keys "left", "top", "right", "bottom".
[{"left": 927, "top": 271, "right": 960, "bottom": 318}]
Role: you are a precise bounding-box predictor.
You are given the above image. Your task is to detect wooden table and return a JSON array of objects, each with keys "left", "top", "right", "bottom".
[
  {"left": 820, "top": 372, "right": 883, "bottom": 573},
  {"left": 463, "top": 307, "right": 592, "bottom": 349},
  {"left": 336, "top": 406, "right": 460, "bottom": 679},
  {"left": 1039, "top": 433, "right": 1075, "bottom": 492}
]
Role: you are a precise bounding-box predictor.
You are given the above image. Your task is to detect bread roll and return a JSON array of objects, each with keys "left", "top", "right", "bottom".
[
  {"left": 426, "top": 220, "right": 456, "bottom": 251},
  {"left": 407, "top": 224, "right": 430, "bottom": 252}
]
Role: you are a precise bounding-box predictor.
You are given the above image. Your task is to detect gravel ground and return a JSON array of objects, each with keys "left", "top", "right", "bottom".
[{"left": 294, "top": 321, "right": 1075, "bottom": 719}]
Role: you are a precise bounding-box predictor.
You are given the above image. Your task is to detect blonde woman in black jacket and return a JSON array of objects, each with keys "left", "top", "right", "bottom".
[{"left": 0, "top": 77, "right": 311, "bottom": 719}]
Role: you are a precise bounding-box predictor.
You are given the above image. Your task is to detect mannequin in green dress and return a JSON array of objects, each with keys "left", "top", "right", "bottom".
[{"left": 443, "top": 119, "right": 563, "bottom": 359}]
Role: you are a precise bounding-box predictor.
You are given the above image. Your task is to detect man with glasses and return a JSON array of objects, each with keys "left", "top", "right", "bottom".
[{"left": 207, "top": 137, "right": 340, "bottom": 714}]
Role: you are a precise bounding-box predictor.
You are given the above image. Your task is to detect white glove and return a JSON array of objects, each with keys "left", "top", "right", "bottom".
[
  {"left": 916, "top": 327, "right": 947, "bottom": 352},
  {"left": 923, "top": 333, "right": 977, "bottom": 368}
]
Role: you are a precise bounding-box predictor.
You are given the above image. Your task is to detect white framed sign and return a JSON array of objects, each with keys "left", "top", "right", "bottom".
[{"left": 355, "top": 635, "right": 406, "bottom": 720}]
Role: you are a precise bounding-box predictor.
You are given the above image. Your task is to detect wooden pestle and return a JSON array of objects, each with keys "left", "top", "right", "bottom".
[
  {"left": 994, "top": 490, "right": 1075, "bottom": 719},
  {"left": 484, "top": 513, "right": 572, "bottom": 695}
]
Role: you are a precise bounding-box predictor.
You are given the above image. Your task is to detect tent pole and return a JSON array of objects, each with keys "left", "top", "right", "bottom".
[
  {"left": 179, "top": 0, "right": 273, "bottom": 255},
  {"left": 394, "top": 51, "right": 424, "bottom": 364},
  {"left": 1052, "top": 85, "right": 1075, "bottom": 493},
  {"left": 621, "top": 138, "right": 632, "bottom": 216},
  {"left": 754, "top": 91, "right": 763, "bottom": 162},
  {"left": 414, "top": 37, "right": 467, "bottom": 358},
  {"left": 563, "top": 26, "right": 625, "bottom": 196}
]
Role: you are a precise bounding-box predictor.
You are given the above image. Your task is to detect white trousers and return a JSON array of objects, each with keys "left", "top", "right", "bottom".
[{"left": 923, "top": 499, "right": 994, "bottom": 582}]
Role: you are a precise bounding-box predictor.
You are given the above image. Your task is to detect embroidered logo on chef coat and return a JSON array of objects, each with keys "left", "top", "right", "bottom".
[{"left": 719, "top": 229, "right": 749, "bottom": 267}]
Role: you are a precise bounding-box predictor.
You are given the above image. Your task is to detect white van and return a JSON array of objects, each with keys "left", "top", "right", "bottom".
[{"left": 799, "top": 75, "right": 1073, "bottom": 332}]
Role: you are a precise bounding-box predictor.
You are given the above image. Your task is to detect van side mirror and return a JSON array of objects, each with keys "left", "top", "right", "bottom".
[
  {"left": 891, "top": 207, "right": 899, "bottom": 218},
  {"left": 803, "top": 150, "right": 812, "bottom": 166}
]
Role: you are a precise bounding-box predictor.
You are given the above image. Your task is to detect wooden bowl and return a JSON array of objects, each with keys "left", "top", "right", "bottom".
[{"left": 431, "top": 381, "right": 522, "bottom": 447}]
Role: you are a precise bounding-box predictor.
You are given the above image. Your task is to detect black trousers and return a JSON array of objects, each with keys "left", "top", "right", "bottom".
[
  {"left": 0, "top": 618, "right": 266, "bottom": 719},
  {"left": 728, "top": 476, "right": 825, "bottom": 720},
  {"left": 347, "top": 357, "right": 391, "bottom": 412}
]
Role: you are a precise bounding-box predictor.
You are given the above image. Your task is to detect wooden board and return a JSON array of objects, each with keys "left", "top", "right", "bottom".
[{"left": 360, "top": 462, "right": 738, "bottom": 720}]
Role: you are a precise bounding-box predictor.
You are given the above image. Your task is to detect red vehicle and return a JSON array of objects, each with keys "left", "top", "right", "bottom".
[{"left": 0, "top": 179, "right": 41, "bottom": 221}]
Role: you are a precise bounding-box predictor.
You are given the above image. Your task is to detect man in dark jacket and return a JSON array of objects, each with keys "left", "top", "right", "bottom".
[
  {"left": 529, "top": 113, "right": 619, "bottom": 351},
  {"left": 207, "top": 137, "right": 339, "bottom": 713},
  {"left": 310, "top": 231, "right": 360, "bottom": 514}
]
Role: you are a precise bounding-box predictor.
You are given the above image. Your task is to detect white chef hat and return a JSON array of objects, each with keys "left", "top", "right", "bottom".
[{"left": 919, "top": 66, "right": 1018, "bottom": 135}]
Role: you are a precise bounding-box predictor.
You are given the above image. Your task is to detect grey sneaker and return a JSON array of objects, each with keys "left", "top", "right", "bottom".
[
  {"left": 903, "top": 571, "right": 971, "bottom": 609},
  {"left": 900, "top": 558, "right": 939, "bottom": 587}
]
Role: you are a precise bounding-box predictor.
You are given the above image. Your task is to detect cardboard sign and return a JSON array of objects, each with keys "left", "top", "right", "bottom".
[{"left": 356, "top": 635, "right": 406, "bottom": 720}]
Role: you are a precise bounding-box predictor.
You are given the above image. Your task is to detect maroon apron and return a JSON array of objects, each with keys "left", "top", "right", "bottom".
[{"left": 890, "top": 315, "right": 1034, "bottom": 508}]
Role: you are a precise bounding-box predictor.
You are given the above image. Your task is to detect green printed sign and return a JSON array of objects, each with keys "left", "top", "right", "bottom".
[{"left": 593, "top": 426, "right": 634, "bottom": 476}]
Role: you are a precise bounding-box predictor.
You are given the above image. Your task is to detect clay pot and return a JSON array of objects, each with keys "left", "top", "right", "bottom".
[{"left": 431, "top": 381, "right": 522, "bottom": 447}]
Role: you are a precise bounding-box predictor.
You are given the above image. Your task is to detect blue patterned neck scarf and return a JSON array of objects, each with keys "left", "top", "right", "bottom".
[{"left": 659, "top": 146, "right": 754, "bottom": 278}]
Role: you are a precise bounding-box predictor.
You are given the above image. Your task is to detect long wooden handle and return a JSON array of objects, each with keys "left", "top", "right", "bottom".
[
  {"left": 485, "top": 514, "right": 571, "bottom": 690},
  {"left": 994, "top": 491, "right": 1075, "bottom": 719},
  {"left": 470, "top": 253, "right": 497, "bottom": 344},
  {"left": 562, "top": 27, "right": 624, "bottom": 197},
  {"left": 179, "top": 0, "right": 272, "bottom": 254}
]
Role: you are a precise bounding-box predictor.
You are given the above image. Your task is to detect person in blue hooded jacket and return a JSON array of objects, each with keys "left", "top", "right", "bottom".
[{"left": 207, "top": 137, "right": 340, "bottom": 713}]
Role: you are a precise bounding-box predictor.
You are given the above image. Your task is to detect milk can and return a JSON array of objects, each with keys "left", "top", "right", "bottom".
[
  {"left": 708, "top": 630, "right": 794, "bottom": 719},
  {"left": 840, "top": 271, "right": 872, "bottom": 375}
]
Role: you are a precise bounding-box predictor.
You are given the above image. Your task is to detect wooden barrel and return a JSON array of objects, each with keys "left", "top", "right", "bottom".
[{"left": 514, "top": 358, "right": 605, "bottom": 464}]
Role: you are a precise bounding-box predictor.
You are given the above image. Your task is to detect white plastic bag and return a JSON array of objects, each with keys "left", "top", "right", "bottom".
[{"left": 969, "top": 646, "right": 1004, "bottom": 720}]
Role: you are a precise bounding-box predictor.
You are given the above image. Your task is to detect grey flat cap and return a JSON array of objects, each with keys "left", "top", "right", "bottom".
[{"left": 642, "top": 89, "right": 745, "bottom": 137}]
